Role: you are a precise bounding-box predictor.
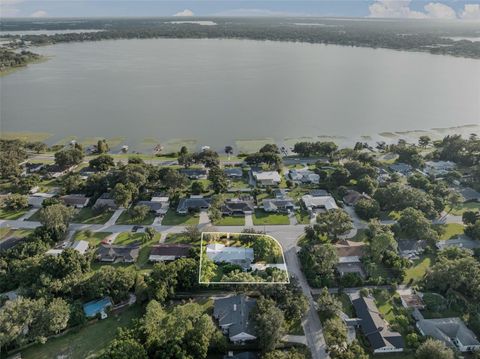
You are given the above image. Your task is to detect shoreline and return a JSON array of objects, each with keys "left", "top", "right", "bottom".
[{"left": 0, "top": 54, "right": 50, "bottom": 77}]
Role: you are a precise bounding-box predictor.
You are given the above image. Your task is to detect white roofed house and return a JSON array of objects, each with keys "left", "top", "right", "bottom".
[
  {"left": 301, "top": 191, "right": 338, "bottom": 216},
  {"left": 250, "top": 169, "right": 281, "bottom": 187},
  {"left": 206, "top": 243, "right": 254, "bottom": 271},
  {"left": 213, "top": 295, "right": 257, "bottom": 343},
  {"left": 288, "top": 168, "right": 320, "bottom": 184}
]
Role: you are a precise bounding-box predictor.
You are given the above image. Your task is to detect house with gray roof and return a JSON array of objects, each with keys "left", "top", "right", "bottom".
[
  {"left": 416, "top": 317, "right": 480, "bottom": 352},
  {"left": 213, "top": 295, "right": 257, "bottom": 343},
  {"left": 262, "top": 198, "right": 296, "bottom": 213},
  {"left": 221, "top": 198, "right": 254, "bottom": 216},
  {"left": 224, "top": 167, "right": 243, "bottom": 179},
  {"left": 457, "top": 187, "right": 480, "bottom": 202},
  {"left": 97, "top": 244, "right": 140, "bottom": 263},
  {"left": 60, "top": 194, "right": 90, "bottom": 208},
  {"left": 93, "top": 193, "right": 118, "bottom": 210},
  {"left": 137, "top": 196, "right": 169, "bottom": 215},
  {"left": 177, "top": 196, "right": 211, "bottom": 214},
  {"left": 250, "top": 169, "right": 281, "bottom": 187},
  {"left": 179, "top": 168, "right": 208, "bottom": 179},
  {"left": 352, "top": 296, "right": 404, "bottom": 353},
  {"left": 389, "top": 163, "right": 413, "bottom": 176}
]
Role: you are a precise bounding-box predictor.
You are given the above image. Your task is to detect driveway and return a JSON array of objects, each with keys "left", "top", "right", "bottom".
[
  {"left": 245, "top": 213, "right": 253, "bottom": 227},
  {"left": 198, "top": 210, "right": 211, "bottom": 227}
]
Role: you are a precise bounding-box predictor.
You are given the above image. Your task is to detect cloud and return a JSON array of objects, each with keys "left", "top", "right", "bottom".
[
  {"left": 214, "top": 8, "right": 307, "bottom": 17},
  {"left": 368, "top": 0, "right": 457, "bottom": 19},
  {"left": 424, "top": 2, "right": 456, "bottom": 19},
  {"left": 460, "top": 4, "right": 480, "bottom": 20},
  {"left": 173, "top": 9, "right": 194, "bottom": 17},
  {"left": 30, "top": 10, "right": 47, "bottom": 18},
  {"left": 0, "top": 0, "right": 23, "bottom": 17}
]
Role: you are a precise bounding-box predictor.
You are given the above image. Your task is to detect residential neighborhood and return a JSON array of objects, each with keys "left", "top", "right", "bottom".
[{"left": 1, "top": 132, "right": 480, "bottom": 359}]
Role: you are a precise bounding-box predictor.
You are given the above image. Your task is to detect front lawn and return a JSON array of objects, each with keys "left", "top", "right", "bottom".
[
  {"left": 115, "top": 232, "right": 145, "bottom": 245},
  {"left": 73, "top": 231, "right": 112, "bottom": 247},
  {"left": 20, "top": 305, "right": 143, "bottom": 359},
  {"left": 214, "top": 216, "right": 245, "bottom": 226},
  {"left": 403, "top": 255, "right": 434, "bottom": 285},
  {"left": 0, "top": 208, "right": 29, "bottom": 220},
  {"left": 252, "top": 210, "right": 289, "bottom": 225},
  {"left": 373, "top": 290, "right": 399, "bottom": 323},
  {"left": 435, "top": 223, "right": 464, "bottom": 240},
  {"left": 295, "top": 210, "right": 311, "bottom": 224},
  {"left": 72, "top": 208, "right": 113, "bottom": 224},
  {"left": 446, "top": 202, "right": 480, "bottom": 216},
  {"left": 161, "top": 210, "right": 199, "bottom": 226},
  {"left": 165, "top": 233, "right": 200, "bottom": 245},
  {"left": 115, "top": 211, "right": 155, "bottom": 225}
]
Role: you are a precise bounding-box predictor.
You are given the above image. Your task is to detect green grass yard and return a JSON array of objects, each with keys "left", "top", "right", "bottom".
[
  {"left": 435, "top": 223, "right": 464, "bottom": 240},
  {"left": 72, "top": 208, "right": 114, "bottom": 224},
  {"left": 295, "top": 210, "right": 311, "bottom": 224},
  {"left": 73, "top": 231, "right": 112, "bottom": 247},
  {"left": 252, "top": 210, "right": 289, "bottom": 225},
  {"left": 0, "top": 208, "right": 29, "bottom": 220},
  {"left": 115, "top": 211, "right": 155, "bottom": 225},
  {"left": 161, "top": 210, "right": 199, "bottom": 226},
  {"left": 446, "top": 202, "right": 480, "bottom": 216},
  {"left": 403, "top": 255, "right": 434, "bottom": 285},
  {"left": 165, "top": 233, "right": 200, "bottom": 245},
  {"left": 115, "top": 232, "right": 145, "bottom": 245},
  {"left": 20, "top": 305, "right": 143, "bottom": 359},
  {"left": 213, "top": 216, "right": 245, "bottom": 226}
]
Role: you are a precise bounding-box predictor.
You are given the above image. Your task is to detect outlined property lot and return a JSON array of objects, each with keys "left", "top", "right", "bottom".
[{"left": 199, "top": 231, "right": 289, "bottom": 284}]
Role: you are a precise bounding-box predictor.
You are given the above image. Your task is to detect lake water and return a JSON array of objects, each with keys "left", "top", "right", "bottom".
[{"left": 1, "top": 38, "right": 479, "bottom": 150}]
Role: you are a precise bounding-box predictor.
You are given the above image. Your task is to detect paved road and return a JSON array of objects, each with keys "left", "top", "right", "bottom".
[{"left": 0, "top": 218, "right": 329, "bottom": 358}]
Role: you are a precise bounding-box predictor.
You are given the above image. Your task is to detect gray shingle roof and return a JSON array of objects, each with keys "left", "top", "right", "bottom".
[
  {"left": 214, "top": 295, "right": 257, "bottom": 339},
  {"left": 417, "top": 317, "right": 480, "bottom": 348},
  {"left": 352, "top": 297, "right": 404, "bottom": 351}
]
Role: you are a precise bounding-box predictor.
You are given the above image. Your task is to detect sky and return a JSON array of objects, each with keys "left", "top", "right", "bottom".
[{"left": 1, "top": 0, "right": 479, "bottom": 20}]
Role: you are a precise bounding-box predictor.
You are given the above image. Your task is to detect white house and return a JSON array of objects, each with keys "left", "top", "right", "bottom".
[
  {"left": 206, "top": 243, "right": 254, "bottom": 270},
  {"left": 251, "top": 170, "right": 281, "bottom": 186}
]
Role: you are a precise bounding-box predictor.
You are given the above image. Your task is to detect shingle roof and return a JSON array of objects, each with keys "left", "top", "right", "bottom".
[
  {"left": 417, "top": 317, "right": 480, "bottom": 348},
  {"left": 150, "top": 244, "right": 192, "bottom": 257},
  {"left": 214, "top": 295, "right": 257, "bottom": 339},
  {"left": 97, "top": 244, "right": 140, "bottom": 262},
  {"left": 177, "top": 197, "right": 211, "bottom": 212},
  {"left": 352, "top": 297, "right": 404, "bottom": 351}
]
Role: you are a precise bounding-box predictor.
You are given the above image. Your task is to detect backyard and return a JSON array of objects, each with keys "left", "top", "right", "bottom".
[
  {"left": 403, "top": 255, "right": 434, "bottom": 285},
  {"left": 19, "top": 305, "right": 143, "bottom": 359}
]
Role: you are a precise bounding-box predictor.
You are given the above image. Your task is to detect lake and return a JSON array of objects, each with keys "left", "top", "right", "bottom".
[{"left": 1, "top": 38, "right": 479, "bottom": 150}]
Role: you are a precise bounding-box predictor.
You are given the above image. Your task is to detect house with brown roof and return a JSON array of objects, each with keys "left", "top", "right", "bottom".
[
  {"left": 335, "top": 240, "right": 366, "bottom": 278},
  {"left": 149, "top": 244, "right": 193, "bottom": 262},
  {"left": 343, "top": 190, "right": 371, "bottom": 206}
]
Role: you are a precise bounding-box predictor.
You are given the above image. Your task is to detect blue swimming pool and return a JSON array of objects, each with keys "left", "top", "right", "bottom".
[{"left": 83, "top": 297, "right": 112, "bottom": 317}]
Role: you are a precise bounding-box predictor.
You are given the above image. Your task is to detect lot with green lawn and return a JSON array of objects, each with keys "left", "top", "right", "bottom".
[
  {"left": 73, "top": 231, "right": 112, "bottom": 247},
  {"left": 114, "top": 232, "right": 145, "bottom": 245},
  {"left": 115, "top": 211, "right": 155, "bottom": 225},
  {"left": 446, "top": 201, "right": 480, "bottom": 216},
  {"left": 19, "top": 305, "right": 143, "bottom": 359},
  {"left": 295, "top": 210, "right": 311, "bottom": 224},
  {"left": 252, "top": 210, "right": 289, "bottom": 225},
  {"left": 0, "top": 208, "right": 29, "bottom": 220},
  {"left": 435, "top": 223, "right": 465, "bottom": 240},
  {"left": 403, "top": 255, "right": 434, "bottom": 285},
  {"left": 72, "top": 208, "right": 114, "bottom": 224},
  {"left": 161, "top": 210, "right": 199, "bottom": 226},
  {"left": 213, "top": 216, "right": 245, "bottom": 226},
  {"left": 165, "top": 233, "right": 200, "bottom": 245}
]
